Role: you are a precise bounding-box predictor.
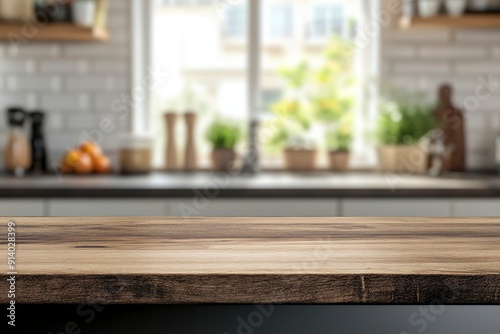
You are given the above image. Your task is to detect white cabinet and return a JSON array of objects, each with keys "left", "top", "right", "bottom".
[
  {"left": 452, "top": 199, "right": 500, "bottom": 217},
  {"left": 0, "top": 200, "right": 45, "bottom": 217},
  {"left": 48, "top": 199, "right": 167, "bottom": 216},
  {"left": 166, "top": 198, "right": 339, "bottom": 217},
  {"left": 341, "top": 199, "right": 452, "bottom": 217}
]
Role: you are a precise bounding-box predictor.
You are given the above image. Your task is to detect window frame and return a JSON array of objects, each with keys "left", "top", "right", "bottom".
[{"left": 134, "top": 0, "right": 380, "bottom": 169}]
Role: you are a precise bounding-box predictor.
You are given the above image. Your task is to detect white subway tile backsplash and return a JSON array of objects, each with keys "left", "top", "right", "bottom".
[
  {"left": 10, "top": 44, "right": 61, "bottom": 57},
  {"left": 7, "top": 76, "right": 61, "bottom": 92},
  {"left": 382, "top": 45, "right": 416, "bottom": 58},
  {"left": 66, "top": 76, "right": 117, "bottom": 92},
  {"left": 455, "top": 61, "right": 500, "bottom": 75},
  {"left": 66, "top": 115, "right": 100, "bottom": 129},
  {"left": 39, "top": 60, "right": 89, "bottom": 74},
  {"left": 0, "top": 59, "right": 33, "bottom": 73},
  {"left": 466, "top": 151, "right": 494, "bottom": 170},
  {"left": 492, "top": 47, "right": 500, "bottom": 58},
  {"left": 41, "top": 94, "right": 90, "bottom": 111},
  {"left": 455, "top": 31, "right": 500, "bottom": 43},
  {"left": 93, "top": 60, "right": 129, "bottom": 73},
  {"left": 393, "top": 61, "right": 451, "bottom": 74},
  {"left": 418, "top": 46, "right": 487, "bottom": 59},
  {"left": 64, "top": 45, "right": 129, "bottom": 58},
  {"left": 0, "top": 93, "right": 30, "bottom": 110},
  {"left": 46, "top": 113, "right": 64, "bottom": 131}
]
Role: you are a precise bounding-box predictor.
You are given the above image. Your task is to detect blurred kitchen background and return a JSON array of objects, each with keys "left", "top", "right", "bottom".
[{"left": 2, "top": 0, "right": 500, "bottom": 217}]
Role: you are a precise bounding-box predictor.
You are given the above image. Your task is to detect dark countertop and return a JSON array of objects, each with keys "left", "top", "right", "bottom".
[{"left": 1, "top": 172, "right": 500, "bottom": 198}]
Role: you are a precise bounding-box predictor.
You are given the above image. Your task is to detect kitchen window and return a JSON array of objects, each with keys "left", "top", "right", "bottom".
[
  {"left": 139, "top": 0, "right": 379, "bottom": 169},
  {"left": 309, "top": 3, "right": 345, "bottom": 39},
  {"left": 223, "top": 3, "right": 294, "bottom": 41}
]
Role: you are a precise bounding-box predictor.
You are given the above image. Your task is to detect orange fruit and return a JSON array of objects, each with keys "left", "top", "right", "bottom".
[
  {"left": 74, "top": 152, "right": 93, "bottom": 174},
  {"left": 79, "top": 141, "right": 102, "bottom": 158},
  {"left": 93, "top": 155, "right": 112, "bottom": 174},
  {"left": 64, "top": 149, "right": 82, "bottom": 169}
]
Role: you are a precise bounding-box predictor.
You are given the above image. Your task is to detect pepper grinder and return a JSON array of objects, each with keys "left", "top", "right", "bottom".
[
  {"left": 4, "top": 108, "right": 31, "bottom": 177},
  {"left": 164, "top": 112, "right": 178, "bottom": 171},
  {"left": 29, "top": 111, "right": 47, "bottom": 173},
  {"left": 184, "top": 111, "right": 197, "bottom": 171}
]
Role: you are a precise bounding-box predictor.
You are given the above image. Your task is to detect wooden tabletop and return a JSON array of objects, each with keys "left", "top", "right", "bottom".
[{"left": 1, "top": 217, "right": 499, "bottom": 304}]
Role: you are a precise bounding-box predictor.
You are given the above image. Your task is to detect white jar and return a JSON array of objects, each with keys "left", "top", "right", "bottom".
[
  {"left": 0, "top": 0, "right": 34, "bottom": 21},
  {"left": 445, "top": 0, "right": 468, "bottom": 16},
  {"left": 72, "top": 0, "right": 96, "bottom": 27},
  {"left": 418, "top": 0, "right": 442, "bottom": 17}
]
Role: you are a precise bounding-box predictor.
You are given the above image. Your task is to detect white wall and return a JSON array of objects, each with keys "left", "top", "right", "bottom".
[
  {"left": 0, "top": 0, "right": 131, "bottom": 170},
  {"left": 381, "top": 0, "right": 500, "bottom": 170}
]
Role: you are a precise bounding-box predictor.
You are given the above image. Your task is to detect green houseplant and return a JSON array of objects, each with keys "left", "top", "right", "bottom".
[
  {"left": 269, "top": 36, "right": 355, "bottom": 171},
  {"left": 376, "top": 93, "right": 438, "bottom": 174},
  {"left": 206, "top": 120, "right": 241, "bottom": 172}
]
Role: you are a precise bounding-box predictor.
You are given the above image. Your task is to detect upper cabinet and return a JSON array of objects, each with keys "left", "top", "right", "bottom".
[
  {"left": 399, "top": 0, "right": 500, "bottom": 29},
  {"left": 0, "top": 0, "right": 109, "bottom": 42}
]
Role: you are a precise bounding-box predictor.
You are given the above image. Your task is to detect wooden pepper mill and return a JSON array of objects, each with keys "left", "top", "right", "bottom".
[
  {"left": 184, "top": 111, "right": 197, "bottom": 171},
  {"left": 164, "top": 112, "right": 178, "bottom": 171},
  {"left": 434, "top": 84, "right": 466, "bottom": 172}
]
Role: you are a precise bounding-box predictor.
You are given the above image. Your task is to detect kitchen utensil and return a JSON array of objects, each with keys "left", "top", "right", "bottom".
[
  {"left": 35, "top": 0, "right": 72, "bottom": 23},
  {"left": 29, "top": 111, "right": 47, "bottom": 173},
  {"left": 164, "top": 112, "right": 178, "bottom": 171},
  {"left": 418, "top": 0, "right": 442, "bottom": 17},
  {"left": 445, "top": 0, "right": 468, "bottom": 16},
  {"left": 184, "top": 111, "right": 197, "bottom": 171},
  {"left": 4, "top": 108, "right": 31, "bottom": 176},
  {"left": 434, "top": 84, "right": 466, "bottom": 172}
]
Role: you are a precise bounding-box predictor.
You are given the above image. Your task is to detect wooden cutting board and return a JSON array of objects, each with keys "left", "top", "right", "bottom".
[{"left": 434, "top": 84, "right": 466, "bottom": 172}]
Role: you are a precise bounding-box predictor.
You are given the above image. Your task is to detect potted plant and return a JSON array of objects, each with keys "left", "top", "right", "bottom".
[
  {"left": 376, "top": 94, "right": 438, "bottom": 174},
  {"left": 72, "top": 0, "right": 96, "bottom": 27},
  {"left": 326, "top": 116, "right": 352, "bottom": 172},
  {"left": 270, "top": 97, "right": 318, "bottom": 171},
  {"left": 206, "top": 120, "right": 241, "bottom": 172}
]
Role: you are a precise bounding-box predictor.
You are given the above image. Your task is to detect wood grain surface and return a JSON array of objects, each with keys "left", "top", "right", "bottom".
[{"left": 0, "top": 217, "right": 499, "bottom": 304}]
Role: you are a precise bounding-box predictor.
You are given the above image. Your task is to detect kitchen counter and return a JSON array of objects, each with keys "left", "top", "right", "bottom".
[
  {"left": 1, "top": 217, "right": 499, "bottom": 304},
  {"left": 1, "top": 172, "right": 500, "bottom": 198}
]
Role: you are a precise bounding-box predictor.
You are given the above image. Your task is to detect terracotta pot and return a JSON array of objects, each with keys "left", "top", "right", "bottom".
[
  {"left": 284, "top": 149, "right": 317, "bottom": 171},
  {"left": 377, "top": 145, "right": 429, "bottom": 174},
  {"left": 211, "top": 148, "right": 236, "bottom": 172},
  {"left": 328, "top": 151, "right": 350, "bottom": 172}
]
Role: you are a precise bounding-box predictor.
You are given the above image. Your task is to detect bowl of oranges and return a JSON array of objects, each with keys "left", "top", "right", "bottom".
[{"left": 60, "top": 141, "right": 112, "bottom": 174}]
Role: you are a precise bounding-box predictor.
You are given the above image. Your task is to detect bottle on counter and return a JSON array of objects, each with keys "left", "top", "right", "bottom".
[
  {"left": 29, "top": 111, "right": 47, "bottom": 173},
  {"left": 4, "top": 108, "right": 31, "bottom": 177}
]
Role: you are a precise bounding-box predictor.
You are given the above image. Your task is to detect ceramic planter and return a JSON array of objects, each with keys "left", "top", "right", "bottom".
[
  {"left": 445, "top": 0, "right": 467, "bottom": 16},
  {"left": 418, "top": 0, "right": 442, "bottom": 17},
  {"left": 211, "top": 148, "right": 236, "bottom": 172},
  {"left": 72, "top": 0, "right": 96, "bottom": 27},
  {"left": 284, "top": 149, "right": 317, "bottom": 171},
  {"left": 328, "top": 151, "right": 350, "bottom": 172},
  {"left": 377, "top": 145, "right": 429, "bottom": 174}
]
